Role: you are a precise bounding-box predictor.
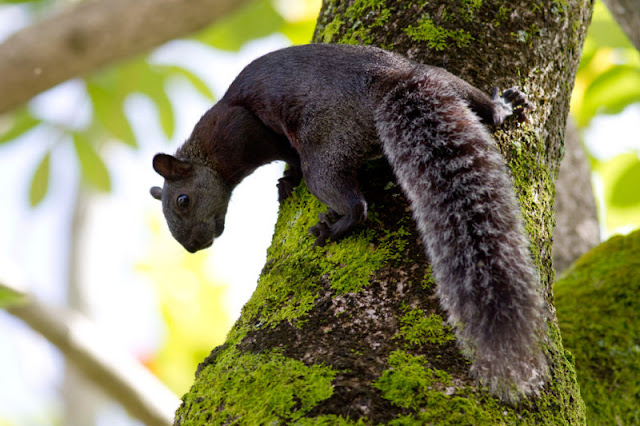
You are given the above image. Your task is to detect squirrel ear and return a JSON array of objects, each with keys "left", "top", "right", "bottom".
[
  {"left": 153, "top": 153, "right": 193, "bottom": 180},
  {"left": 150, "top": 186, "right": 163, "bottom": 200}
]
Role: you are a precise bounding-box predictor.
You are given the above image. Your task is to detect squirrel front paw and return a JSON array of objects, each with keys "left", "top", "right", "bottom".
[
  {"left": 277, "top": 167, "right": 303, "bottom": 202},
  {"left": 277, "top": 177, "right": 297, "bottom": 202}
]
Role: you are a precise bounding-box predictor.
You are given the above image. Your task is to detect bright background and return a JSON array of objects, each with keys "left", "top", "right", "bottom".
[{"left": 0, "top": 0, "right": 638, "bottom": 425}]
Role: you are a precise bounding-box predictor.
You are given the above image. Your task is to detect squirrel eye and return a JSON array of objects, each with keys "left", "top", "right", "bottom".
[{"left": 176, "top": 194, "right": 190, "bottom": 208}]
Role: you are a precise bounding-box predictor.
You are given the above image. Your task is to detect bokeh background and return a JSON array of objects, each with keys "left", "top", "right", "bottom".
[{"left": 0, "top": 0, "right": 638, "bottom": 425}]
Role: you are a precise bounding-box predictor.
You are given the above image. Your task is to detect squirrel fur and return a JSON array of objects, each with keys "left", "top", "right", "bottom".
[{"left": 150, "top": 43, "right": 548, "bottom": 402}]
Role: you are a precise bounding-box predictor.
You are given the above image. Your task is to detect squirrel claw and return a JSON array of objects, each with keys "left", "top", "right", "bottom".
[{"left": 309, "top": 222, "right": 330, "bottom": 247}]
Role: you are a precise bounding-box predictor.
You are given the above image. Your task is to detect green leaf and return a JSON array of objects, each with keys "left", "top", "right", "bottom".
[
  {"left": 193, "top": 0, "right": 284, "bottom": 51},
  {"left": 73, "top": 134, "right": 111, "bottom": 192},
  {"left": 87, "top": 83, "right": 137, "bottom": 147},
  {"left": 576, "top": 38, "right": 597, "bottom": 74},
  {"left": 119, "top": 61, "right": 175, "bottom": 138},
  {"left": 155, "top": 92, "right": 175, "bottom": 138},
  {"left": 0, "top": 110, "right": 40, "bottom": 145},
  {"left": 158, "top": 65, "right": 215, "bottom": 101},
  {"left": 29, "top": 151, "right": 50, "bottom": 207},
  {"left": 579, "top": 66, "right": 640, "bottom": 126},
  {"left": 279, "top": 21, "right": 316, "bottom": 45},
  {"left": 142, "top": 86, "right": 175, "bottom": 139},
  {"left": 610, "top": 160, "right": 640, "bottom": 209},
  {"left": 591, "top": 153, "right": 640, "bottom": 233}
]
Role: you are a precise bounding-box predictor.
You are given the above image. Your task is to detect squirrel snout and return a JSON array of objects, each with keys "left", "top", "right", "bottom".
[{"left": 181, "top": 223, "right": 217, "bottom": 253}]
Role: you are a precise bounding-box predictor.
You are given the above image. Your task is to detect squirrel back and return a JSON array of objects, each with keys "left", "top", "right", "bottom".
[{"left": 151, "top": 44, "right": 547, "bottom": 402}]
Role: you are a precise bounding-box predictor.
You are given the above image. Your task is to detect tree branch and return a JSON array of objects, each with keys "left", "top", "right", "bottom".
[
  {"left": 0, "top": 0, "right": 250, "bottom": 114},
  {"left": 603, "top": 0, "right": 640, "bottom": 51},
  {"left": 1, "top": 280, "right": 179, "bottom": 426}
]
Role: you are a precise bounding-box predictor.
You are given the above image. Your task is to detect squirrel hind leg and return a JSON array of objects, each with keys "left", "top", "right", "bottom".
[
  {"left": 306, "top": 175, "right": 368, "bottom": 246},
  {"left": 309, "top": 201, "right": 367, "bottom": 246}
]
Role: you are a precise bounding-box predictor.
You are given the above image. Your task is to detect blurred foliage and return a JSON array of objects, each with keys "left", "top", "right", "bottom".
[
  {"left": 570, "top": 0, "right": 640, "bottom": 235},
  {"left": 136, "top": 217, "right": 232, "bottom": 394},
  {"left": 0, "top": 0, "right": 46, "bottom": 3},
  {"left": 0, "top": 0, "right": 319, "bottom": 208},
  {"left": 193, "top": 0, "right": 318, "bottom": 49},
  {"left": 138, "top": 0, "right": 320, "bottom": 392},
  {"left": 0, "top": 0, "right": 321, "bottom": 409},
  {"left": 591, "top": 153, "right": 640, "bottom": 234},
  {"left": 571, "top": 1, "right": 640, "bottom": 126}
]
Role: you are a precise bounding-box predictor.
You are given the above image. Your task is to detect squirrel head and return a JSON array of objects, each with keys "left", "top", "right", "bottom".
[{"left": 150, "top": 153, "right": 231, "bottom": 253}]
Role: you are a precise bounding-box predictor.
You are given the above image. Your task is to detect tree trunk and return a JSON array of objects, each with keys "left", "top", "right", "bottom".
[
  {"left": 553, "top": 119, "right": 600, "bottom": 273},
  {"left": 175, "top": 0, "right": 592, "bottom": 423}
]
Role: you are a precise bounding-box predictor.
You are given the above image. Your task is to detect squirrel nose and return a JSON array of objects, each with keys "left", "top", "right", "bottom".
[{"left": 182, "top": 224, "right": 215, "bottom": 252}]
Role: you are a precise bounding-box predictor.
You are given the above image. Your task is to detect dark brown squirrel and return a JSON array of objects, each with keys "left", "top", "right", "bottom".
[{"left": 150, "top": 43, "right": 547, "bottom": 402}]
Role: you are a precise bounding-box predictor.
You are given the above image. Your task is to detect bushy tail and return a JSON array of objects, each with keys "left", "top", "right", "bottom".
[{"left": 375, "top": 72, "right": 548, "bottom": 402}]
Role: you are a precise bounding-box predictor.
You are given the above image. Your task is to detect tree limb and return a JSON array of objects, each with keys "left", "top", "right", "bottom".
[
  {"left": 2, "top": 280, "right": 179, "bottom": 426},
  {"left": 603, "top": 0, "right": 640, "bottom": 51},
  {"left": 0, "top": 0, "right": 250, "bottom": 114}
]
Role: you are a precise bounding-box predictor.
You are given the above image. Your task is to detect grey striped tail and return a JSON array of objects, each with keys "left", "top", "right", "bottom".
[{"left": 375, "top": 72, "right": 548, "bottom": 402}]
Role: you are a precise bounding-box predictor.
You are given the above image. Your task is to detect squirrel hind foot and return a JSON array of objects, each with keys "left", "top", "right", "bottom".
[
  {"left": 491, "top": 87, "right": 533, "bottom": 125},
  {"left": 309, "top": 204, "right": 367, "bottom": 246}
]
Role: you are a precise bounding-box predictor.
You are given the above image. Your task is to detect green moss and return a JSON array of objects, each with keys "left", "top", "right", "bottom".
[
  {"left": 494, "top": 6, "right": 509, "bottom": 26},
  {"left": 231, "top": 183, "right": 406, "bottom": 335},
  {"left": 555, "top": 230, "right": 640, "bottom": 425},
  {"left": 396, "top": 305, "right": 455, "bottom": 347},
  {"left": 405, "top": 15, "right": 474, "bottom": 50},
  {"left": 296, "top": 415, "right": 368, "bottom": 425},
  {"left": 374, "top": 343, "right": 584, "bottom": 425},
  {"left": 374, "top": 350, "right": 452, "bottom": 410},
  {"left": 320, "top": 16, "right": 344, "bottom": 43},
  {"left": 372, "top": 351, "right": 534, "bottom": 425},
  {"left": 344, "top": 0, "right": 389, "bottom": 20},
  {"left": 330, "top": 0, "right": 392, "bottom": 45},
  {"left": 551, "top": 0, "right": 569, "bottom": 15},
  {"left": 501, "top": 128, "right": 556, "bottom": 280},
  {"left": 176, "top": 346, "right": 337, "bottom": 425},
  {"left": 454, "top": 0, "right": 483, "bottom": 22},
  {"left": 422, "top": 263, "right": 436, "bottom": 289}
]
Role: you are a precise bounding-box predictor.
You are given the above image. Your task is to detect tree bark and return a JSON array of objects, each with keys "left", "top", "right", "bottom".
[
  {"left": 0, "top": 0, "right": 250, "bottom": 114},
  {"left": 175, "top": 0, "right": 592, "bottom": 423},
  {"left": 553, "top": 119, "right": 600, "bottom": 273}
]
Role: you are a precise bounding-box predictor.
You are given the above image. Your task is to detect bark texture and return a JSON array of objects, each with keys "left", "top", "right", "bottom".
[
  {"left": 175, "top": 0, "right": 592, "bottom": 423},
  {"left": 0, "top": 0, "right": 249, "bottom": 114}
]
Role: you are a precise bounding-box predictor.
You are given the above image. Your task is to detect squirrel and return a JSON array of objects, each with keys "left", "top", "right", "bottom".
[{"left": 150, "top": 43, "right": 548, "bottom": 402}]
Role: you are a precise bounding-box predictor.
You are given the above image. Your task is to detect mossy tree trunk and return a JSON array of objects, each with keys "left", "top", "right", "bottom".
[{"left": 175, "top": 0, "right": 593, "bottom": 424}]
